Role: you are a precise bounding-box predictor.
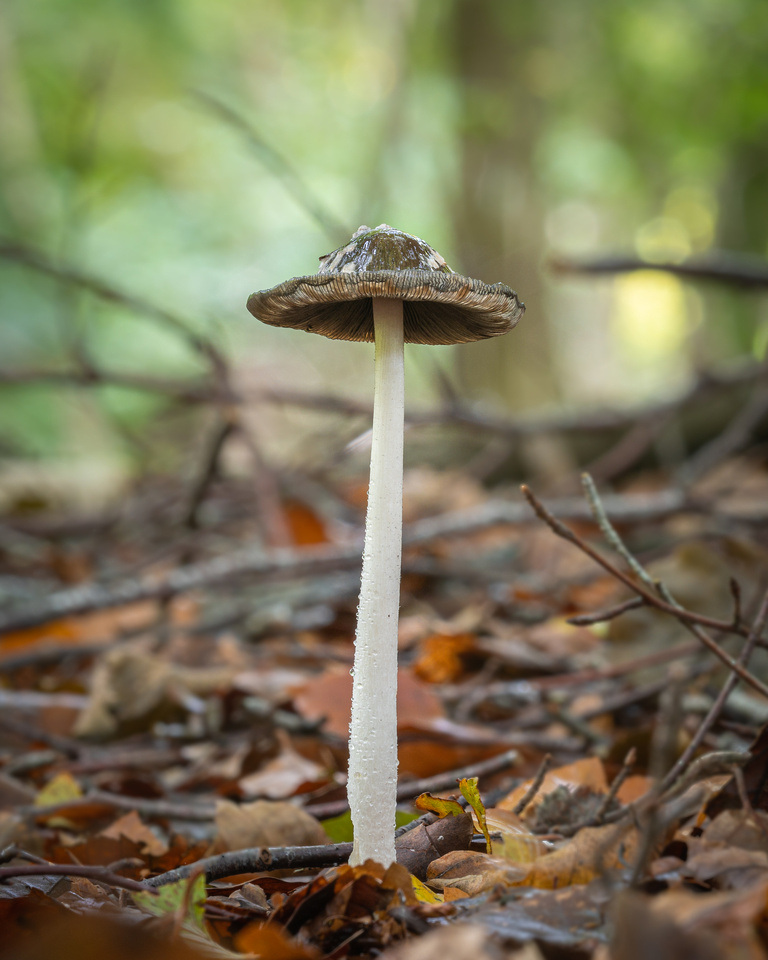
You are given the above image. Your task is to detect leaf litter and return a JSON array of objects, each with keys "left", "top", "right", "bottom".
[{"left": 2, "top": 448, "right": 768, "bottom": 959}]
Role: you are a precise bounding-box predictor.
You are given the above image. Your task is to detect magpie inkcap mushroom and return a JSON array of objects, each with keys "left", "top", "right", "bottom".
[
  {"left": 247, "top": 225, "right": 523, "bottom": 866},
  {"left": 247, "top": 223, "right": 524, "bottom": 343}
]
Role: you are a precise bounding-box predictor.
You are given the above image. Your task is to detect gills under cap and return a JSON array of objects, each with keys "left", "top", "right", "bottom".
[{"left": 247, "top": 224, "right": 525, "bottom": 345}]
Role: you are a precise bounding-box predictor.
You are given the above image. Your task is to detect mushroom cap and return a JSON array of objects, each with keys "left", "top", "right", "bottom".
[{"left": 247, "top": 224, "right": 525, "bottom": 345}]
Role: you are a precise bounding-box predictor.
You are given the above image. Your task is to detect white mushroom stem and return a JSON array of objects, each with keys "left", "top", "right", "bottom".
[{"left": 348, "top": 296, "right": 404, "bottom": 867}]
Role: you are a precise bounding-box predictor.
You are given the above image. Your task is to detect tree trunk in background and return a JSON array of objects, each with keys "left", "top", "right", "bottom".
[{"left": 450, "top": 0, "right": 559, "bottom": 412}]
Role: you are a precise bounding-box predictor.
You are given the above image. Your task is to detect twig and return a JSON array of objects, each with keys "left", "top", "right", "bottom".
[
  {"left": 512, "top": 754, "right": 552, "bottom": 816},
  {"left": 0, "top": 863, "right": 154, "bottom": 894},
  {"left": 195, "top": 91, "right": 349, "bottom": 243},
  {"left": 26, "top": 790, "right": 216, "bottom": 824},
  {"left": 658, "top": 584, "right": 768, "bottom": 794},
  {"left": 521, "top": 485, "right": 768, "bottom": 698},
  {"left": 307, "top": 747, "right": 519, "bottom": 819},
  {"left": 593, "top": 749, "right": 636, "bottom": 826},
  {"left": 568, "top": 596, "right": 644, "bottom": 626},
  {"left": 0, "top": 489, "right": 690, "bottom": 636},
  {"left": 550, "top": 252, "right": 768, "bottom": 289},
  {"left": 144, "top": 843, "right": 353, "bottom": 888},
  {"left": 183, "top": 414, "right": 238, "bottom": 529},
  {"left": 0, "top": 241, "right": 220, "bottom": 366},
  {"left": 680, "top": 382, "right": 768, "bottom": 483}
]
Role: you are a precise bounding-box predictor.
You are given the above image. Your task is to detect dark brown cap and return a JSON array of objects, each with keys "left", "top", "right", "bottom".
[{"left": 247, "top": 224, "right": 524, "bottom": 345}]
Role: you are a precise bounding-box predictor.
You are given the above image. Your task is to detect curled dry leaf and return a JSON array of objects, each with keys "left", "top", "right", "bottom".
[
  {"left": 522, "top": 822, "right": 641, "bottom": 889},
  {"left": 386, "top": 922, "right": 507, "bottom": 960},
  {"left": 213, "top": 799, "right": 328, "bottom": 852},
  {"left": 483, "top": 809, "right": 550, "bottom": 864},
  {"left": 74, "top": 643, "right": 234, "bottom": 739},
  {"left": 237, "top": 732, "right": 329, "bottom": 799},
  {"left": 100, "top": 810, "right": 168, "bottom": 857},
  {"left": 396, "top": 812, "right": 474, "bottom": 880},
  {"left": 290, "top": 667, "right": 444, "bottom": 740},
  {"left": 426, "top": 849, "right": 528, "bottom": 896},
  {"left": 610, "top": 884, "right": 768, "bottom": 960}
]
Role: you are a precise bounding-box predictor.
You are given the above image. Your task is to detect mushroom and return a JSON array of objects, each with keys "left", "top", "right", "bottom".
[{"left": 247, "top": 224, "right": 523, "bottom": 866}]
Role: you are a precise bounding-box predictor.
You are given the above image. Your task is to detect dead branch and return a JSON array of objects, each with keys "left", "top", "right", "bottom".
[
  {"left": 0, "top": 862, "right": 155, "bottom": 894},
  {"left": 0, "top": 488, "right": 689, "bottom": 636},
  {"left": 0, "top": 241, "right": 222, "bottom": 367},
  {"left": 144, "top": 842, "right": 353, "bottom": 888},
  {"left": 550, "top": 252, "right": 768, "bottom": 289}
]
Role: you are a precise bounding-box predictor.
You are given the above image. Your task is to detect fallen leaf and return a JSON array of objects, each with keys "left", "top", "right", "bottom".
[
  {"left": 413, "top": 794, "right": 465, "bottom": 818},
  {"left": 396, "top": 813, "right": 474, "bottom": 880},
  {"left": 412, "top": 633, "right": 478, "bottom": 684},
  {"left": 34, "top": 772, "right": 82, "bottom": 808},
  {"left": 386, "top": 923, "right": 506, "bottom": 960},
  {"left": 459, "top": 777, "right": 491, "bottom": 852},
  {"left": 100, "top": 810, "right": 168, "bottom": 857},
  {"left": 235, "top": 922, "right": 320, "bottom": 959},
  {"left": 426, "top": 849, "right": 528, "bottom": 896},
  {"left": 291, "top": 668, "right": 444, "bottom": 739},
  {"left": 213, "top": 799, "right": 328, "bottom": 852},
  {"left": 522, "top": 822, "right": 641, "bottom": 888},
  {"left": 498, "top": 757, "right": 609, "bottom": 816},
  {"left": 238, "top": 734, "right": 329, "bottom": 800},
  {"left": 483, "top": 809, "right": 550, "bottom": 863}
]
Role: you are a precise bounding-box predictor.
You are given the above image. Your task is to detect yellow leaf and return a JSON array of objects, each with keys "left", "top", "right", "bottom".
[
  {"left": 35, "top": 772, "right": 82, "bottom": 807},
  {"left": 410, "top": 874, "right": 443, "bottom": 903},
  {"left": 484, "top": 808, "right": 550, "bottom": 863},
  {"left": 132, "top": 872, "right": 207, "bottom": 931},
  {"left": 414, "top": 793, "right": 465, "bottom": 818},
  {"left": 459, "top": 777, "right": 491, "bottom": 853}
]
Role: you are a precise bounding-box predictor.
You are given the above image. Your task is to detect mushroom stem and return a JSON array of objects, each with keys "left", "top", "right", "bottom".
[{"left": 348, "top": 296, "right": 404, "bottom": 867}]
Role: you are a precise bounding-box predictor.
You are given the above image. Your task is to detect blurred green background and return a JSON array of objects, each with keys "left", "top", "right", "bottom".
[{"left": 1, "top": 0, "right": 767, "bottom": 499}]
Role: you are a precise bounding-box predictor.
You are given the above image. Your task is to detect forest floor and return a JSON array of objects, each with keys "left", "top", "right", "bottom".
[{"left": 2, "top": 403, "right": 768, "bottom": 960}]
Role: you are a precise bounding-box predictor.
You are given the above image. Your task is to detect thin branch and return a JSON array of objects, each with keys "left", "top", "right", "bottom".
[
  {"left": 195, "top": 91, "right": 349, "bottom": 243},
  {"left": 512, "top": 754, "right": 552, "bottom": 816},
  {"left": 0, "top": 241, "right": 220, "bottom": 366},
  {"left": 521, "top": 485, "right": 768, "bottom": 699},
  {"left": 550, "top": 252, "right": 768, "bottom": 289},
  {"left": 0, "top": 489, "right": 689, "bottom": 636},
  {"left": 144, "top": 843, "right": 353, "bottom": 889},
  {"left": 658, "top": 584, "right": 768, "bottom": 794},
  {"left": 0, "top": 862, "right": 155, "bottom": 894},
  {"left": 567, "top": 596, "right": 645, "bottom": 626}
]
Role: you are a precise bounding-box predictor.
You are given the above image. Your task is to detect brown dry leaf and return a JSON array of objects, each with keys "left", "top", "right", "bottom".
[
  {"left": 412, "top": 632, "right": 478, "bottom": 684},
  {"left": 6, "top": 911, "right": 223, "bottom": 960},
  {"left": 282, "top": 499, "right": 328, "bottom": 547},
  {"left": 238, "top": 734, "right": 329, "bottom": 799},
  {"left": 705, "top": 808, "right": 768, "bottom": 853},
  {"left": 74, "top": 642, "right": 235, "bottom": 738},
  {"left": 46, "top": 834, "right": 147, "bottom": 875},
  {"left": 386, "top": 923, "right": 507, "bottom": 960},
  {"left": 522, "top": 822, "right": 641, "bottom": 889},
  {"left": 270, "top": 860, "right": 416, "bottom": 951},
  {"left": 426, "top": 849, "right": 528, "bottom": 896},
  {"left": 213, "top": 799, "right": 327, "bottom": 852},
  {"left": 396, "top": 813, "right": 474, "bottom": 880},
  {"left": 684, "top": 845, "right": 768, "bottom": 890},
  {"left": 610, "top": 884, "right": 768, "bottom": 960},
  {"left": 498, "top": 756, "right": 609, "bottom": 815},
  {"left": 99, "top": 810, "right": 168, "bottom": 857},
  {"left": 291, "top": 667, "right": 444, "bottom": 739},
  {"left": 235, "top": 923, "right": 320, "bottom": 959}
]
